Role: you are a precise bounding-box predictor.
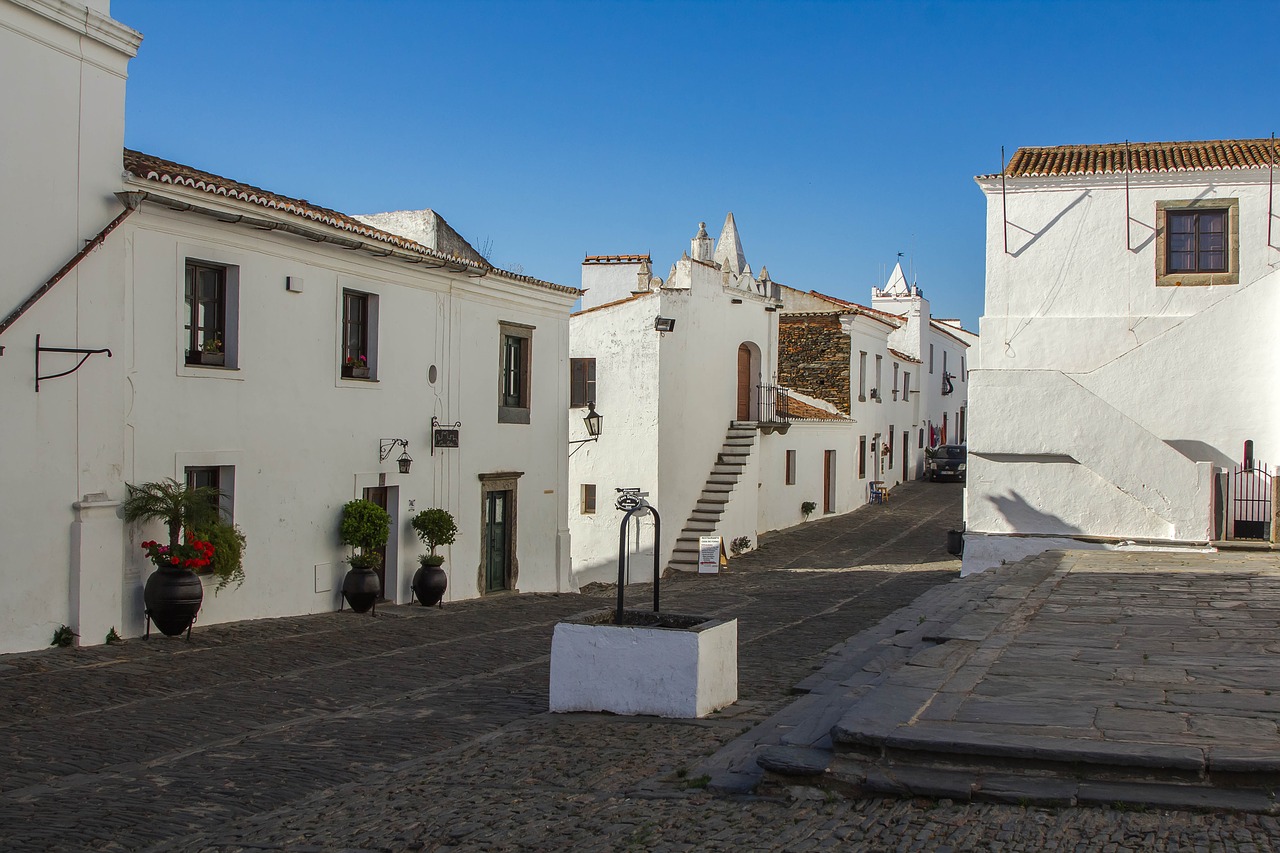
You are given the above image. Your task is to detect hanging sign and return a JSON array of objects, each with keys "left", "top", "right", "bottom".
[
  {"left": 698, "top": 536, "right": 728, "bottom": 574},
  {"left": 431, "top": 417, "right": 461, "bottom": 455}
]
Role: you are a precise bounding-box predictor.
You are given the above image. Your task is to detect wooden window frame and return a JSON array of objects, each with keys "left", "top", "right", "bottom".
[
  {"left": 785, "top": 449, "right": 797, "bottom": 485},
  {"left": 581, "top": 483, "right": 597, "bottom": 514},
  {"left": 341, "top": 289, "right": 373, "bottom": 379},
  {"left": 858, "top": 436, "right": 867, "bottom": 479},
  {"left": 184, "top": 261, "right": 227, "bottom": 366},
  {"left": 1155, "top": 198, "right": 1239, "bottom": 286},
  {"left": 570, "top": 357, "right": 596, "bottom": 408},
  {"left": 499, "top": 322, "right": 534, "bottom": 424}
]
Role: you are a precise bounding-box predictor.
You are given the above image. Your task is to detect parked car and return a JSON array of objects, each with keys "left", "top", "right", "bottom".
[{"left": 929, "top": 445, "right": 967, "bottom": 481}]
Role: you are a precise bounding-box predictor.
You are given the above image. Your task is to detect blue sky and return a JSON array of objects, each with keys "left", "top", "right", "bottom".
[{"left": 115, "top": 1, "right": 1274, "bottom": 329}]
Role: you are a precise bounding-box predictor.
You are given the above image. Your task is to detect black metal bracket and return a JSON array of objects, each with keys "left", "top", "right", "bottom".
[
  {"left": 379, "top": 438, "right": 408, "bottom": 462},
  {"left": 35, "top": 334, "right": 112, "bottom": 392}
]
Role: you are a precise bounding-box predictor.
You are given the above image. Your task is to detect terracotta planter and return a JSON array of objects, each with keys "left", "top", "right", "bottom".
[
  {"left": 412, "top": 559, "right": 448, "bottom": 607},
  {"left": 144, "top": 566, "right": 204, "bottom": 637},
  {"left": 342, "top": 565, "right": 381, "bottom": 613}
]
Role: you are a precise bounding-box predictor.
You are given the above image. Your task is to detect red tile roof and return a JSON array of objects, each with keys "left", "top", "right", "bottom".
[
  {"left": 570, "top": 290, "right": 657, "bottom": 317},
  {"left": 888, "top": 348, "right": 922, "bottom": 364},
  {"left": 994, "top": 138, "right": 1278, "bottom": 178},
  {"left": 583, "top": 254, "right": 650, "bottom": 264},
  {"left": 123, "top": 149, "right": 578, "bottom": 295}
]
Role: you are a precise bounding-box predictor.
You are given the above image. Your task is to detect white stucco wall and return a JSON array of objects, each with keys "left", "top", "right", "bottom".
[
  {"left": 757, "top": 421, "right": 859, "bottom": 533},
  {"left": 965, "top": 166, "right": 1280, "bottom": 572},
  {"left": 568, "top": 292, "right": 661, "bottom": 586},
  {"left": 0, "top": 0, "right": 139, "bottom": 652}
]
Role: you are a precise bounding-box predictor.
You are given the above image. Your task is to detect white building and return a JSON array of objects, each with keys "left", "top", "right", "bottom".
[
  {"left": 777, "top": 265, "right": 975, "bottom": 490},
  {"left": 568, "top": 217, "right": 974, "bottom": 586},
  {"left": 0, "top": 0, "right": 578, "bottom": 653},
  {"left": 964, "top": 138, "right": 1280, "bottom": 574},
  {"left": 569, "top": 216, "right": 862, "bottom": 585}
]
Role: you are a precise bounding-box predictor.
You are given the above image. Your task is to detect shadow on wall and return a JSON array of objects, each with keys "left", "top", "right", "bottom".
[
  {"left": 573, "top": 551, "right": 659, "bottom": 589},
  {"left": 1165, "top": 440, "right": 1236, "bottom": 469},
  {"left": 988, "top": 490, "right": 1084, "bottom": 537}
]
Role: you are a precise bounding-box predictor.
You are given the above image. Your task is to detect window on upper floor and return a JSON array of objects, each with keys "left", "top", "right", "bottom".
[
  {"left": 341, "top": 289, "right": 378, "bottom": 379},
  {"left": 929, "top": 343, "right": 934, "bottom": 374},
  {"left": 184, "top": 260, "right": 239, "bottom": 368},
  {"left": 499, "top": 322, "right": 534, "bottom": 423},
  {"left": 570, "top": 358, "right": 596, "bottom": 408},
  {"left": 892, "top": 363, "right": 899, "bottom": 400},
  {"left": 874, "top": 355, "right": 883, "bottom": 401},
  {"left": 904, "top": 371, "right": 911, "bottom": 399},
  {"left": 858, "top": 351, "right": 867, "bottom": 401},
  {"left": 1156, "top": 199, "right": 1239, "bottom": 286}
]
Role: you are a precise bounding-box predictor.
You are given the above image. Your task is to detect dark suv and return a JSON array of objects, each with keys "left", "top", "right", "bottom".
[{"left": 928, "top": 445, "right": 966, "bottom": 482}]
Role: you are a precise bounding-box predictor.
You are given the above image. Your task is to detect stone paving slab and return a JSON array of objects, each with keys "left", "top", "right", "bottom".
[{"left": 754, "top": 548, "right": 1280, "bottom": 813}]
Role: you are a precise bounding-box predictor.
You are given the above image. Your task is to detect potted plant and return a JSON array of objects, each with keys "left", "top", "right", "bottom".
[
  {"left": 801, "top": 500, "right": 817, "bottom": 520},
  {"left": 122, "top": 479, "right": 220, "bottom": 638},
  {"left": 193, "top": 520, "right": 247, "bottom": 593},
  {"left": 410, "top": 508, "right": 457, "bottom": 607},
  {"left": 342, "top": 354, "right": 369, "bottom": 379},
  {"left": 187, "top": 335, "right": 224, "bottom": 366},
  {"left": 339, "top": 498, "right": 390, "bottom": 613}
]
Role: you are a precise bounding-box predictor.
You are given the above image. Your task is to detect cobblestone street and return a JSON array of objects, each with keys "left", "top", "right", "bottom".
[{"left": 1, "top": 482, "right": 1274, "bottom": 851}]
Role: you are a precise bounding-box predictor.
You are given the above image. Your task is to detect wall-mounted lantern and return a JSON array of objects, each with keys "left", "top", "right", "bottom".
[
  {"left": 569, "top": 401, "right": 603, "bottom": 458},
  {"left": 380, "top": 438, "right": 412, "bottom": 474}
]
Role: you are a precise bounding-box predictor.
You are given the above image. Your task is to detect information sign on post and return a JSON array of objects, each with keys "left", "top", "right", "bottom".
[{"left": 698, "top": 536, "right": 728, "bottom": 574}]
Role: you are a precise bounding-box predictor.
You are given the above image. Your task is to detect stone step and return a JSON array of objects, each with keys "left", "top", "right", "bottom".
[
  {"left": 730, "top": 421, "right": 757, "bottom": 429},
  {"left": 697, "top": 494, "right": 729, "bottom": 505},
  {"left": 691, "top": 509, "right": 724, "bottom": 521},
  {"left": 724, "top": 436, "right": 756, "bottom": 447},
  {"left": 712, "top": 464, "right": 745, "bottom": 476},
  {"left": 697, "top": 500, "right": 729, "bottom": 513},
  {"left": 720, "top": 446, "right": 752, "bottom": 457},
  {"left": 684, "top": 520, "right": 718, "bottom": 533},
  {"left": 707, "top": 473, "right": 740, "bottom": 485}
]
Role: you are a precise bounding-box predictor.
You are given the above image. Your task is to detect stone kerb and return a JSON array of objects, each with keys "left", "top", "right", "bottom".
[{"left": 549, "top": 609, "right": 738, "bottom": 718}]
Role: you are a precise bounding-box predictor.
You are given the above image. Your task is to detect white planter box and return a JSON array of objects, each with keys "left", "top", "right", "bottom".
[{"left": 549, "top": 609, "right": 738, "bottom": 718}]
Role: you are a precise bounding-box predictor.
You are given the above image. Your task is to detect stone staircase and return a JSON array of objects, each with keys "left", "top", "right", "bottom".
[{"left": 669, "top": 421, "right": 757, "bottom": 571}]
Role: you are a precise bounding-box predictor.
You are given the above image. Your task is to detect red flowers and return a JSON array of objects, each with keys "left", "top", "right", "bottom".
[{"left": 140, "top": 537, "right": 215, "bottom": 571}]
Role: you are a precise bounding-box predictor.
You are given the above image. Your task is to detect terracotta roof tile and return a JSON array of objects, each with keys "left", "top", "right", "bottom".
[
  {"left": 888, "top": 348, "right": 922, "bottom": 364},
  {"left": 570, "top": 290, "right": 656, "bottom": 317},
  {"left": 583, "top": 254, "right": 650, "bottom": 264},
  {"left": 991, "top": 138, "right": 1278, "bottom": 178},
  {"left": 123, "top": 149, "right": 578, "bottom": 295}
]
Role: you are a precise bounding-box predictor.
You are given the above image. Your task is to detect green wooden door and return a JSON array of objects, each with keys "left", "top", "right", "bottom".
[{"left": 484, "top": 490, "right": 509, "bottom": 592}]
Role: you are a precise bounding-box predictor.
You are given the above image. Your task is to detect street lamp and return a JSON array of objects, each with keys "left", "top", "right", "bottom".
[{"left": 570, "top": 402, "right": 603, "bottom": 457}]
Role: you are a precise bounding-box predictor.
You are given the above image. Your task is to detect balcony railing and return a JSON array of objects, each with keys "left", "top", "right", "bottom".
[{"left": 757, "top": 384, "right": 792, "bottom": 425}]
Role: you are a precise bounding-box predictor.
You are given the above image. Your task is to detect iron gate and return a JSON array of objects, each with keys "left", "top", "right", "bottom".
[{"left": 1227, "top": 458, "right": 1273, "bottom": 540}]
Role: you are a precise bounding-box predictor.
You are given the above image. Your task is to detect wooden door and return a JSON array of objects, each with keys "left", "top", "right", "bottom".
[
  {"left": 736, "top": 344, "right": 752, "bottom": 421},
  {"left": 484, "top": 490, "right": 510, "bottom": 592},
  {"left": 362, "top": 486, "right": 390, "bottom": 597},
  {"left": 823, "top": 450, "right": 836, "bottom": 513},
  {"left": 902, "top": 431, "right": 909, "bottom": 481}
]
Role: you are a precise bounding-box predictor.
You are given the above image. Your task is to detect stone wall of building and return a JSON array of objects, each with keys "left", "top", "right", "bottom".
[{"left": 778, "top": 315, "right": 850, "bottom": 414}]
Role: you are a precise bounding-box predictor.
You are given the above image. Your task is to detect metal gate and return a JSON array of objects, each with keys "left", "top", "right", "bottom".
[{"left": 1227, "top": 458, "right": 1273, "bottom": 540}]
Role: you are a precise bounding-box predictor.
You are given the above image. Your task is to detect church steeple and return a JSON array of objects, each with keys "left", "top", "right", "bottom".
[
  {"left": 882, "top": 261, "right": 911, "bottom": 296},
  {"left": 713, "top": 212, "right": 747, "bottom": 275}
]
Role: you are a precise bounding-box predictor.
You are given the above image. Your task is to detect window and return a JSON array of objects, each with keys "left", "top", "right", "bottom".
[
  {"left": 1156, "top": 199, "right": 1239, "bottom": 286},
  {"left": 892, "top": 363, "right": 899, "bottom": 400},
  {"left": 904, "top": 371, "right": 911, "bottom": 399},
  {"left": 961, "top": 356, "right": 966, "bottom": 381},
  {"left": 185, "top": 465, "right": 233, "bottom": 522},
  {"left": 919, "top": 428, "right": 925, "bottom": 448},
  {"left": 570, "top": 358, "right": 596, "bottom": 408},
  {"left": 858, "top": 436, "right": 867, "bottom": 479},
  {"left": 341, "top": 289, "right": 376, "bottom": 379},
  {"left": 581, "top": 483, "right": 596, "bottom": 514},
  {"left": 785, "top": 449, "right": 796, "bottom": 485},
  {"left": 858, "top": 351, "right": 867, "bottom": 401},
  {"left": 889, "top": 426, "right": 895, "bottom": 468},
  {"left": 943, "top": 350, "right": 948, "bottom": 377},
  {"left": 184, "top": 260, "right": 239, "bottom": 367},
  {"left": 874, "top": 355, "right": 882, "bottom": 401},
  {"left": 929, "top": 343, "right": 935, "bottom": 374},
  {"left": 499, "top": 322, "right": 534, "bottom": 423}
]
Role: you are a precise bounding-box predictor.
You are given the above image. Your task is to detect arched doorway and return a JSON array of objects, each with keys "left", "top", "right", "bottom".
[{"left": 737, "top": 344, "right": 752, "bottom": 420}]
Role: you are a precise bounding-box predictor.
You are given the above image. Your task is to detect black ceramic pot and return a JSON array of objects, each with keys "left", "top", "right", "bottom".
[
  {"left": 144, "top": 566, "right": 204, "bottom": 636},
  {"left": 946, "top": 529, "right": 964, "bottom": 556},
  {"left": 412, "top": 561, "right": 448, "bottom": 607},
  {"left": 342, "top": 566, "right": 381, "bottom": 613}
]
